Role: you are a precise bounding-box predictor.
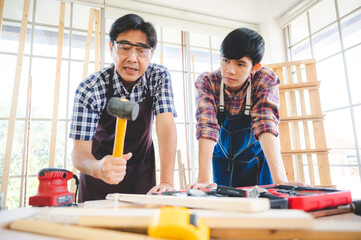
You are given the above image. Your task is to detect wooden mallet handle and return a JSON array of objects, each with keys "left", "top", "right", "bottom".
[{"left": 113, "top": 117, "right": 127, "bottom": 157}]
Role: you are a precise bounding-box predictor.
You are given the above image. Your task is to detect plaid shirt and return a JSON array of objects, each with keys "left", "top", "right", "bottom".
[
  {"left": 195, "top": 67, "right": 280, "bottom": 142},
  {"left": 70, "top": 63, "right": 177, "bottom": 141}
]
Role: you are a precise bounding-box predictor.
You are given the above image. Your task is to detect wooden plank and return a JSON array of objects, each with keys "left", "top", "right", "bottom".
[
  {"left": 13, "top": 207, "right": 312, "bottom": 231},
  {"left": 49, "top": 2, "right": 65, "bottom": 167},
  {"left": 308, "top": 89, "right": 323, "bottom": 116},
  {"left": 296, "top": 64, "right": 315, "bottom": 185},
  {"left": 265, "top": 59, "right": 315, "bottom": 69},
  {"left": 269, "top": 59, "right": 332, "bottom": 186},
  {"left": 305, "top": 62, "right": 318, "bottom": 83},
  {"left": 279, "top": 123, "right": 295, "bottom": 181},
  {"left": 177, "top": 150, "right": 184, "bottom": 189},
  {"left": 286, "top": 66, "right": 304, "bottom": 182},
  {"left": 1, "top": 0, "right": 30, "bottom": 209},
  {"left": 23, "top": 76, "right": 32, "bottom": 207},
  {"left": 274, "top": 67, "right": 285, "bottom": 85},
  {"left": 305, "top": 62, "right": 332, "bottom": 185},
  {"left": 180, "top": 31, "right": 191, "bottom": 184},
  {"left": 82, "top": 8, "right": 95, "bottom": 79},
  {"left": 72, "top": 7, "right": 95, "bottom": 191},
  {"left": 280, "top": 114, "right": 324, "bottom": 122},
  {"left": 94, "top": 9, "right": 100, "bottom": 71},
  {"left": 77, "top": 208, "right": 313, "bottom": 230},
  {"left": 279, "top": 81, "right": 320, "bottom": 91},
  {"left": 281, "top": 148, "right": 329, "bottom": 155},
  {"left": 106, "top": 193, "right": 270, "bottom": 213},
  {"left": 9, "top": 219, "right": 154, "bottom": 240},
  {"left": 276, "top": 64, "right": 296, "bottom": 181},
  {"left": 8, "top": 207, "right": 361, "bottom": 240},
  {"left": 315, "top": 149, "right": 332, "bottom": 185},
  {"left": 210, "top": 227, "right": 361, "bottom": 240},
  {"left": 0, "top": 0, "right": 4, "bottom": 35},
  {"left": 277, "top": 69, "right": 287, "bottom": 118},
  {"left": 182, "top": 163, "right": 187, "bottom": 187}
]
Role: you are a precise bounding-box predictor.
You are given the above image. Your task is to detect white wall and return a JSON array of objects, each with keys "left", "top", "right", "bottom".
[
  {"left": 79, "top": 0, "right": 301, "bottom": 63},
  {"left": 127, "top": 0, "right": 301, "bottom": 64}
]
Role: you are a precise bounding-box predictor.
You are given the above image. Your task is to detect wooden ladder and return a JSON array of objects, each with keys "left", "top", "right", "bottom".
[{"left": 265, "top": 59, "right": 333, "bottom": 187}]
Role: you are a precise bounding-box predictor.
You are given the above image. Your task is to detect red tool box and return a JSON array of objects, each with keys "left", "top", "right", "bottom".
[
  {"left": 153, "top": 185, "right": 353, "bottom": 212},
  {"left": 258, "top": 185, "right": 353, "bottom": 211}
]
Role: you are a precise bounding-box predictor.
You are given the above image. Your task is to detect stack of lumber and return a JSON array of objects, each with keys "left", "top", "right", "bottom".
[{"left": 0, "top": 193, "right": 316, "bottom": 239}]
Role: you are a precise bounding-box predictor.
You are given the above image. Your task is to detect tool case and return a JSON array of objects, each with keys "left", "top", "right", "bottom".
[
  {"left": 153, "top": 185, "right": 352, "bottom": 212},
  {"left": 259, "top": 184, "right": 353, "bottom": 211}
]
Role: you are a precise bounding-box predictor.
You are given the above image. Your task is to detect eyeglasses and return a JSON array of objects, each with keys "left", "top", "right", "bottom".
[{"left": 113, "top": 41, "right": 152, "bottom": 58}]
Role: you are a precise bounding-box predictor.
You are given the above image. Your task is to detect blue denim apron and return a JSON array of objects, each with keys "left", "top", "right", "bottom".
[{"left": 212, "top": 78, "right": 273, "bottom": 187}]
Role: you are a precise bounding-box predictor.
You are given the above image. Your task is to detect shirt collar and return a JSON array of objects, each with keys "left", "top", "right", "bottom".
[
  {"left": 110, "top": 64, "right": 148, "bottom": 96},
  {"left": 224, "top": 75, "right": 251, "bottom": 96}
]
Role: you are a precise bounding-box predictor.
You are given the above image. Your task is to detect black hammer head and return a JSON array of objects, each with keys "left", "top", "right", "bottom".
[{"left": 106, "top": 97, "right": 139, "bottom": 121}]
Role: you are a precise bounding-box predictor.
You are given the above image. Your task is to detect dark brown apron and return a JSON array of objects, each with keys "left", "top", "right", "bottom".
[{"left": 78, "top": 67, "right": 156, "bottom": 203}]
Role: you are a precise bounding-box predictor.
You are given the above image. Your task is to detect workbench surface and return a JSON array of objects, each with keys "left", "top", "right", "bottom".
[{"left": 0, "top": 201, "right": 360, "bottom": 240}]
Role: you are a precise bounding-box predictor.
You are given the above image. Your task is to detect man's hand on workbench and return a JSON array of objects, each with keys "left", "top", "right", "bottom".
[
  {"left": 186, "top": 182, "right": 217, "bottom": 190},
  {"left": 146, "top": 182, "right": 175, "bottom": 195}
]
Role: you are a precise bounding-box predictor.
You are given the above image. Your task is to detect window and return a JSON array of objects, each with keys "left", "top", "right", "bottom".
[
  {"left": 0, "top": 0, "right": 236, "bottom": 209},
  {"left": 283, "top": 0, "right": 361, "bottom": 198},
  {"left": 0, "top": 0, "right": 98, "bottom": 209}
]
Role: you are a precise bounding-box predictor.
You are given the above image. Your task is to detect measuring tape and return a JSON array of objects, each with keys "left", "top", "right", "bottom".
[{"left": 148, "top": 206, "right": 209, "bottom": 240}]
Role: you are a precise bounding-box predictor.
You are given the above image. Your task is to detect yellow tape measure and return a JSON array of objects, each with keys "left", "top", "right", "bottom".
[{"left": 148, "top": 206, "right": 209, "bottom": 240}]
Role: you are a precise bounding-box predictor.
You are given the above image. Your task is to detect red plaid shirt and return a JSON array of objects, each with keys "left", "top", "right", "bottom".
[{"left": 195, "top": 67, "right": 280, "bottom": 142}]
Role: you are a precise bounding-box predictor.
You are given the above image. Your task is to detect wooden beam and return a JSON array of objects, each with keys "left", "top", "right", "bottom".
[
  {"left": 23, "top": 76, "right": 32, "bottom": 207},
  {"left": 9, "top": 219, "right": 155, "bottom": 240},
  {"left": 274, "top": 66, "right": 295, "bottom": 181},
  {"left": 49, "top": 2, "right": 66, "bottom": 167},
  {"left": 94, "top": 9, "right": 100, "bottom": 71},
  {"left": 177, "top": 150, "right": 184, "bottom": 189},
  {"left": 1, "top": 0, "right": 30, "bottom": 209},
  {"left": 279, "top": 81, "right": 320, "bottom": 91},
  {"left": 182, "top": 163, "right": 187, "bottom": 187},
  {"left": 107, "top": 193, "right": 270, "bottom": 213},
  {"left": 281, "top": 148, "right": 330, "bottom": 155},
  {"left": 82, "top": 8, "right": 95, "bottom": 79},
  {"left": 18, "top": 207, "right": 312, "bottom": 231},
  {"left": 80, "top": 209, "right": 313, "bottom": 231},
  {"left": 280, "top": 114, "right": 325, "bottom": 122},
  {"left": 180, "top": 31, "right": 191, "bottom": 184},
  {"left": 286, "top": 66, "right": 304, "bottom": 182},
  {"left": 296, "top": 64, "right": 315, "bottom": 185},
  {"left": 72, "top": 7, "right": 95, "bottom": 192},
  {"left": 0, "top": 0, "right": 4, "bottom": 35},
  {"left": 265, "top": 59, "right": 315, "bottom": 69}
]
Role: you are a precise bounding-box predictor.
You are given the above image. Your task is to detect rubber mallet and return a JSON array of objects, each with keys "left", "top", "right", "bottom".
[{"left": 106, "top": 98, "right": 139, "bottom": 157}]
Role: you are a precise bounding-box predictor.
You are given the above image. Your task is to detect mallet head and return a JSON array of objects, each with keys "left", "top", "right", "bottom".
[{"left": 107, "top": 97, "right": 139, "bottom": 121}]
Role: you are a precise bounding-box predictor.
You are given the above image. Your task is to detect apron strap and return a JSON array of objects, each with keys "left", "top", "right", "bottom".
[
  {"left": 219, "top": 78, "right": 225, "bottom": 113},
  {"left": 244, "top": 77, "right": 252, "bottom": 115}
]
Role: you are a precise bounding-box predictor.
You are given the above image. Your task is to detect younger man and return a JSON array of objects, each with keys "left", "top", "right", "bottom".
[{"left": 190, "top": 28, "right": 290, "bottom": 189}]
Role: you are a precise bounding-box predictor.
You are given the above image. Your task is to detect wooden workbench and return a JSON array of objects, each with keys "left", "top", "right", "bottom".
[{"left": 0, "top": 201, "right": 360, "bottom": 240}]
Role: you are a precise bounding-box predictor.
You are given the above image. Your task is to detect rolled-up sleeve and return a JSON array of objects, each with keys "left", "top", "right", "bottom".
[
  {"left": 251, "top": 69, "right": 280, "bottom": 140},
  {"left": 195, "top": 73, "right": 220, "bottom": 142},
  {"left": 152, "top": 66, "right": 177, "bottom": 117},
  {"left": 69, "top": 78, "right": 102, "bottom": 141}
]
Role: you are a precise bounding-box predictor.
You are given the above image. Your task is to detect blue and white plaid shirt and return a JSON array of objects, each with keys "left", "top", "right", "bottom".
[{"left": 69, "top": 63, "right": 177, "bottom": 141}]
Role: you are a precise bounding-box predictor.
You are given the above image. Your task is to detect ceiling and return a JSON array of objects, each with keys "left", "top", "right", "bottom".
[{"left": 128, "top": 0, "right": 302, "bottom": 24}]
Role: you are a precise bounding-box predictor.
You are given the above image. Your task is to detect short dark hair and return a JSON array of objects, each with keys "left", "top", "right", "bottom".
[
  {"left": 220, "top": 28, "right": 265, "bottom": 65},
  {"left": 109, "top": 14, "right": 157, "bottom": 49}
]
